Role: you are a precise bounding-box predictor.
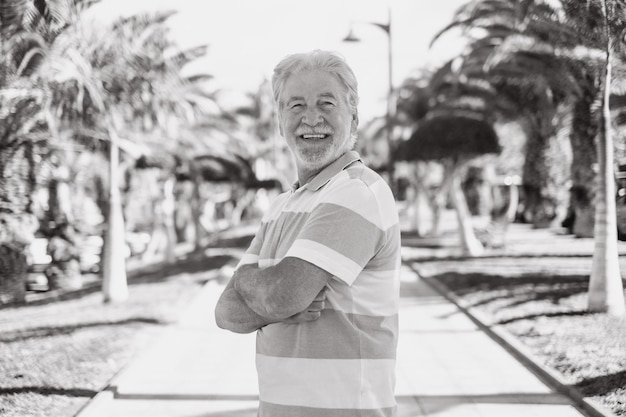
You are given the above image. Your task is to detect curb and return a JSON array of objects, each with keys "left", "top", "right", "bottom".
[
  {"left": 73, "top": 269, "right": 230, "bottom": 417},
  {"left": 400, "top": 252, "right": 606, "bottom": 263},
  {"left": 71, "top": 318, "right": 175, "bottom": 417},
  {"left": 73, "top": 390, "right": 114, "bottom": 417},
  {"left": 408, "top": 264, "right": 618, "bottom": 417}
]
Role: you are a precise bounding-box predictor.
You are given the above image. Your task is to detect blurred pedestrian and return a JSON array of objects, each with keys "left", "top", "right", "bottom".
[{"left": 215, "top": 50, "right": 401, "bottom": 417}]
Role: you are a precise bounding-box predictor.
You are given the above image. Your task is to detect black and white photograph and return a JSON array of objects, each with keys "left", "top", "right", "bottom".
[{"left": 1, "top": 0, "right": 625, "bottom": 416}]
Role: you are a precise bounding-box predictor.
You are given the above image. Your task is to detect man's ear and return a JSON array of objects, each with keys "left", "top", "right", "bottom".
[{"left": 351, "top": 112, "right": 359, "bottom": 135}]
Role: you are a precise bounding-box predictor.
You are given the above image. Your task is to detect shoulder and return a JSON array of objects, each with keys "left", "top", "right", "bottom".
[
  {"left": 322, "top": 162, "right": 398, "bottom": 229},
  {"left": 344, "top": 162, "right": 384, "bottom": 187},
  {"left": 261, "top": 190, "right": 291, "bottom": 222},
  {"left": 335, "top": 162, "right": 395, "bottom": 207}
]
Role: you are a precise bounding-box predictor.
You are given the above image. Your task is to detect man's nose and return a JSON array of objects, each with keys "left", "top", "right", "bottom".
[{"left": 301, "top": 107, "right": 323, "bottom": 125}]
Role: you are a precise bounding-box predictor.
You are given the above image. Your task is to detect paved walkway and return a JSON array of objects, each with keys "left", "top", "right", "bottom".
[{"left": 76, "top": 231, "right": 593, "bottom": 417}]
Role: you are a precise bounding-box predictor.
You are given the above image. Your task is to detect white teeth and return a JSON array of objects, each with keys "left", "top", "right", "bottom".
[{"left": 302, "top": 134, "right": 327, "bottom": 139}]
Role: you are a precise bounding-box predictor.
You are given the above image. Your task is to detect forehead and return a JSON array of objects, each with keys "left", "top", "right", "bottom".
[{"left": 280, "top": 69, "right": 348, "bottom": 103}]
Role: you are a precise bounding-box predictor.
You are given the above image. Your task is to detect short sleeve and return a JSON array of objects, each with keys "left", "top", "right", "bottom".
[
  {"left": 285, "top": 180, "right": 385, "bottom": 286},
  {"left": 236, "top": 222, "right": 267, "bottom": 268}
]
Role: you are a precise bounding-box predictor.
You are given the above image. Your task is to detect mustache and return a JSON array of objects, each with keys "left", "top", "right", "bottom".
[{"left": 295, "top": 124, "right": 334, "bottom": 136}]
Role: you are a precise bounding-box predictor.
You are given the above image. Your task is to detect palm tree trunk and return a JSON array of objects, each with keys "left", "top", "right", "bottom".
[
  {"left": 190, "top": 164, "right": 205, "bottom": 251},
  {"left": 45, "top": 173, "right": 82, "bottom": 291},
  {"left": 102, "top": 128, "right": 128, "bottom": 303},
  {"left": 569, "top": 90, "right": 598, "bottom": 237},
  {"left": 450, "top": 166, "right": 484, "bottom": 256},
  {"left": 0, "top": 245, "right": 27, "bottom": 305},
  {"left": 403, "top": 182, "right": 420, "bottom": 234},
  {"left": 0, "top": 145, "right": 35, "bottom": 305},
  {"left": 588, "top": 9, "right": 625, "bottom": 315},
  {"left": 162, "top": 177, "right": 176, "bottom": 264},
  {"left": 428, "top": 192, "right": 445, "bottom": 237},
  {"left": 416, "top": 162, "right": 454, "bottom": 237},
  {"left": 407, "top": 163, "right": 428, "bottom": 235},
  {"left": 521, "top": 127, "right": 570, "bottom": 229}
]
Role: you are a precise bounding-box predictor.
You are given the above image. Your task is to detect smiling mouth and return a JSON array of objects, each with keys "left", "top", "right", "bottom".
[{"left": 300, "top": 134, "right": 330, "bottom": 140}]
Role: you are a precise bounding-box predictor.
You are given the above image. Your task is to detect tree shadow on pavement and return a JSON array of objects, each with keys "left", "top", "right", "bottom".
[
  {"left": 206, "top": 234, "right": 255, "bottom": 250},
  {"left": 128, "top": 252, "right": 234, "bottom": 285},
  {"left": 433, "top": 271, "right": 589, "bottom": 307},
  {"left": 0, "top": 317, "right": 167, "bottom": 343},
  {"left": 0, "top": 386, "right": 97, "bottom": 397},
  {"left": 188, "top": 408, "right": 258, "bottom": 417},
  {"left": 574, "top": 370, "right": 626, "bottom": 396},
  {"left": 495, "top": 309, "right": 591, "bottom": 325},
  {"left": 17, "top": 251, "right": 237, "bottom": 309}
]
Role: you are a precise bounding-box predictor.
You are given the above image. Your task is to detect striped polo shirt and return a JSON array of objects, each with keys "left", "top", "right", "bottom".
[{"left": 239, "top": 151, "right": 401, "bottom": 417}]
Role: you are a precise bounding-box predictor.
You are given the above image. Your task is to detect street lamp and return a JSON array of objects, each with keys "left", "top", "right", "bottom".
[{"left": 343, "top": 7, "right": 395, "bottom": 190}]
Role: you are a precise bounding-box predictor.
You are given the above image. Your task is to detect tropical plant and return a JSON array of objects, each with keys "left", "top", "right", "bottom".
[
  {"left": 234, "top": 79, "right": 296, "bottom": 189},
  {"left": 389, "top": 73, "right": 449, "bottom": 236},
  {"left": 398, "top": 114, "right": 501, "bottom": 255},
  {"left": 395, "top": 59, "right": 504, "bottom": 255},
  {"left": 1, "top": 3, "right": 226, "bottom": 302},
  {"left": 434, "top": 0, "right": 625, "bottom": 314},
  {"left": 586, "top": 0, "right": 625, "bottom": 315},
  {"left": 432, "top": 0, "right": 581, "bottom": 229},
  {"left": 0, "top": 0, "right": 100, "bottom": 303},
  {"left": 61, "top": 10, "right": 229, "bottom": 301}
]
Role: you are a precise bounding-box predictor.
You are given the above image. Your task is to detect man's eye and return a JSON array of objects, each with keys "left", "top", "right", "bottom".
[
  {"left": 322, "top": 102, "right": 335, "bottom": 107},
  {"left": 290, "top": 103, "right": 303, "bottom": 109}
]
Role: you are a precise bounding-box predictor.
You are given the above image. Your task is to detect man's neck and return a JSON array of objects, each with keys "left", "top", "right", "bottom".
[
  {"left": 295, "top": 150, "right": 355, "bottom": 189},
  {"left": 297, "top": 167, "right": 326, "bottom": 188}
]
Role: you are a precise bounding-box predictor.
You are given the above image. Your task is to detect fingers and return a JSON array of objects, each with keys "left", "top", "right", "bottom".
[
  {"left": 304, "top": 310, "right": 321, "bottom": 320},
  {"left": 282, "top": 287, "right": 329, "bottom": 325},
  {"left": 308, "top": 300, "right": 325, "bottom": 312},
  {"left": 313, "top": 287, "right": 327, "bottom": 302},
  {"left": 309, "top": 287, "right": 327, "bottom": 312},
  {"left": 283, "top": 310, "right": 320, "bottom": 324}
]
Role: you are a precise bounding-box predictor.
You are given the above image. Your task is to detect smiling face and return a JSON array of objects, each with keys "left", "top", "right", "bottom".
[{"left": 278, "top": 69, "right": 358, "bottom": 185}]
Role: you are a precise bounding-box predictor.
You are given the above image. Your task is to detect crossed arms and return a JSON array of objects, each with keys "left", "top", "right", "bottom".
[{"left": 214, "top": 257, "right": 332, "bottom": 333}]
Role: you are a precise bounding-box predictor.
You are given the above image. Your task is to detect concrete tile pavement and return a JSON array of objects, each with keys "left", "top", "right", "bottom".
[
  {"left": 402, "top": 221, "right": 626, "bottom": 258},
  {"left": 77, "top": 262, "right": 589, "bottom": 417},
  {"left": 402, "top": 222, "right": 626, "bottom": 281}
]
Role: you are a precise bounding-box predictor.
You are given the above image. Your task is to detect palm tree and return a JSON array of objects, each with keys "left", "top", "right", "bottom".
[
  {"left": 587, "top": 0, "right": 625, "bottom": 315},
  {"left": 234, "top": 79, "right": 295, "bottom": 188},
  {"left": 433, "top": 0, "right": 580, "bottom": 229},
  {"left": 495, "top": 0, "right": 624, "bottom": 314},
  {"left": 0, "top": 2, "right": 233, "bottom": 304},
  {"left": 0, "top": 87, "right": 45, "bottom": 304},
  {"left": 74, "top": 11, "right": 225, "bottom": 301},
  {"left": 394, "top": 71, "right": 460, "bottom": 236},
  {"left": 0, "top": 0, "right": 98, "bottom": 303},
  {"left": 395, "top": 59, "right": 505, "bottom": 255},
  {"left": 435, "top": 0, "right": 624, "bottom": 314},
  {"left": 29, "top": 8, "right": 225, "bottom": 301}
]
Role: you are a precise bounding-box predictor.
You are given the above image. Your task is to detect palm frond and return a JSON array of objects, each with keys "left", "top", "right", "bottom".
[
  {"left": 0, "top": 0, "right": 32, "bottom": 35},
  {"left": 166, "top": 45, "right": 209, "bottom": 70},
  {"left": 112, "top": 10, "right": 177, "bottom": 35}
]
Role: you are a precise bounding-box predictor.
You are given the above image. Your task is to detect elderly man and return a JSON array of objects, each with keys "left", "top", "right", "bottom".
[{"left": 215, "top": 50, "right": 401, "bottom": 417}]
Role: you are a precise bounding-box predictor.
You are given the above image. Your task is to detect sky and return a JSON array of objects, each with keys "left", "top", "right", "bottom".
[{"left": 86, "top": 0, "right": 468, "bottom": 122}]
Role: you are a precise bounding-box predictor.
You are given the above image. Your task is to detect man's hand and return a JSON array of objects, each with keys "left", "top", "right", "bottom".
[{"left": 283, "top": 287, "right": 326, "bottom": 324}]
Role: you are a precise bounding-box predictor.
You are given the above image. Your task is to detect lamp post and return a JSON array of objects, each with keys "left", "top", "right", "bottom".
[{"left": 343, "top": 7, "right": 395, "bottom": 191}]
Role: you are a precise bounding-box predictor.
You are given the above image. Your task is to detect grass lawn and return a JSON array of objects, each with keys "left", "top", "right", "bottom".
[
  {"left": 413, "top": 257, "right": 626, "bottom": 416},
  {"left": 0, "top": 249, "right": 237, "bottom": 417}
]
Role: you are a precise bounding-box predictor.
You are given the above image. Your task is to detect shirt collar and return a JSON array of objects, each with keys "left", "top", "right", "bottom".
[{"left": 291, "top": 150, "right": 362, "bottom": 192}]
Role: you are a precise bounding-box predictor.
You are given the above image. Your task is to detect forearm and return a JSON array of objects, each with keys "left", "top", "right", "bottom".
[
  {"left": 234, "top": 269, "right": 282, "bottom": 319},
  {"left": 215, "top": 284, "right": 277, "bottom": 333},
  {"left": 233, "top": 259, "right": 329, "bottom": 320}
]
